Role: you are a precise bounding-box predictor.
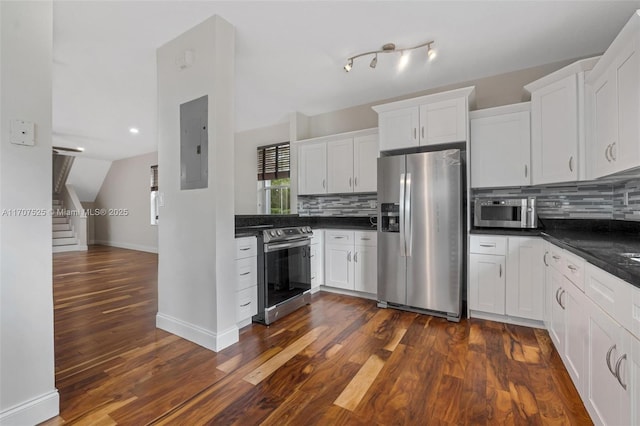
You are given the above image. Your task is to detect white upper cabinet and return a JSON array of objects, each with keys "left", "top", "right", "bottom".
[
  {"left": 373, "top": 87, "right": 475, "bottom": 152},
  {"left": 470, "top": 103, "right": 531, "bottom": 188},
  {"left": 525, "top": 57, "right": 599, "bottom": 185},
  {"left": 353, "top": 134, "right": 379, "bottom": 192},
  {"left": 297, "top": 129, "right": 378, "bottom": 195},
  {"left": 298, "top": 141, "right": 327, "bottom": 195},
  {"left": 327, "top": 138, "right": 354, "bottom": 193},
  {"left": 587, "top": 12, "right": 640, "bottom": 178}
]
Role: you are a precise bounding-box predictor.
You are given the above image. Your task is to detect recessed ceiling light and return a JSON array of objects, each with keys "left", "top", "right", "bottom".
[{"left": 129, "top": 127, "right": 139, "bottom": 134}]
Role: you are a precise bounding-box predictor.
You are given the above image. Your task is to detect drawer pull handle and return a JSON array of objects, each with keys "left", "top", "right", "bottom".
[
  {"left": 558, "top": 290, "right": 566, "bottom": 310},
  {"left": 334, "top": 236, "right": 346, "bottom": 239},
  {"left": 240, "top": 247, "right": 251, "bottom": 251},
  {"left": 567, "top": 265, "right": 578, "bottom": 272},
  {"left": 479, "top": 243, "right": 496, "bottom": 248},
  {"left": 240, "top": 271, "right": 251, "bottom": 276},
  {"left": 606, "top": 344, "right": 617, "bottom": 377},
  {"left": 361, "top": 237, "right": 371, "bottom": 241},
  {"left": 614, "top": 354, "right": 628, "bottom": 390},
  {"left": 499, "top": 264, "right": 502, "bottom": 278},
  {"left": 240, "top": 301, "right": 251, "bottom": 308},
  {"left": 552, "top": 255, "right": 560, "bottom": 260}
]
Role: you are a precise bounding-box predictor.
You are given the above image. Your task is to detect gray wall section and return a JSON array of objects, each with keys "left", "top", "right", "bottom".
[{"left": 94, "top": 151, "right": 158, "bottom": 252}]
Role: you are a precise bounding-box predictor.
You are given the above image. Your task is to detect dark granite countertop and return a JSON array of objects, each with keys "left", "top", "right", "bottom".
[{"left": 472, "top": 219, "right": 640, "bottom": 288}]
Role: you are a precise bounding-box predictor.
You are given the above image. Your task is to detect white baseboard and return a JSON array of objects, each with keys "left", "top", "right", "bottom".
[
  {"left": 94, "top": 240, "right": 158, "bottom": 254},
  {"left": 0, "top": 390, "right": 59, "bottom": 425},
  {"left": 468, "top": 310, "right": 545, "bottom": 329},
  {"left": 52, "top": 244, "right": 87, "bottom": 253},
  {"left": 319, "top": 285, "right": 377, "bottom": 301},
  {"left": 156, "top": 312, "right": 238, "bottom": 352}
]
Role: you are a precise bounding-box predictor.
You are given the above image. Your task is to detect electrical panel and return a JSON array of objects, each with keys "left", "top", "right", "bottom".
[{"left": 180, "top": 95, "right": 208, "bottom": 190}]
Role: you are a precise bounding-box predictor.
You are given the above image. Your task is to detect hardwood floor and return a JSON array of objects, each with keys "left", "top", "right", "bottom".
[{"left": 44, "top": 245, "right": 591, "bottom": 425}]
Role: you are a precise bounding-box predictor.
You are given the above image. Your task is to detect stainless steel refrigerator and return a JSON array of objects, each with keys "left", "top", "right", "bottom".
[{"left": 377, "top": 149, "right": 463, "bottom": 321}]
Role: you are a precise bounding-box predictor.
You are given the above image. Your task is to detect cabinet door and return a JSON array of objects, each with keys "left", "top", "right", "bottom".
[
  {"left": 630, "top": 332, "right": 640, "bottom": 426},
  {"left": 549, "top": 267, "right": 565, "bottom": 353},
  {"left": 586, "top": 300, "right": 631, "bottom": 426},
  {"left": 310, "top": 244, "right": 320, "bottom": 290},
  {"left": 354, "top": 244, "right": 377, "bottom": 294},
  {"left": 614, "top": 39, "right": 640, "bottom": 173},
  {"left": 378, "top": 107, "right": 419, "bottom": 151},
  {"left": 506, "top": 237, "right": 544, "bottom": 320},
  {"left": 543, "top": 244, "right": 553, "bottom": 329},
  {"left": 563, "top": 279, "right": 588, "bottom": 396},
  {"left": 591, "top": 70, "right": 617, "bottom": 178},
  {"left": 353, "top": 134, "right": 379, "bottom": 193},
  {"left": 419, "top": 97, "right": 467, "bottom": 145},
  {"left": 469, "top": 253, "right": 505, "bottom": 315},
  {"left": 531, "top": 74, "right": 578, "bottom": 184},
  {"left": 298, "top": 141, "right": 327, "bottom": 195},
  {"left": 327, "top": 138, "right": 354, "bottom": 194},
  {"left": 325, "top": 244, "right": 354, "bottom": 290},
  {"left": 471, "top": 111, "right": 531, "bottom": 188}
]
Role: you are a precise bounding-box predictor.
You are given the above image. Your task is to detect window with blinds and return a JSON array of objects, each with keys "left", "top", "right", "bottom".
[
  {"left": 150, "top": 165, "right": 158, "bottom": 191},
  {"left": 257, "top": 142, "right": 290, "bottom": 181}
]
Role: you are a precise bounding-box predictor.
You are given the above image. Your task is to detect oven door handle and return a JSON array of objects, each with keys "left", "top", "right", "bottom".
[{"left": 264, "top": 239, "right": 310, "bottom": 252}]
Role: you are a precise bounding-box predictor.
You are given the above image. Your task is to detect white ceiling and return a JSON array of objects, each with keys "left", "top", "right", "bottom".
[{"left": 53, "top": 1, "right": 640, "bottom": 161}]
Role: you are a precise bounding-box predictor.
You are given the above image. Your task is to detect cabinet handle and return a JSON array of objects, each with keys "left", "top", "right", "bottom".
[
  {"left": 322, "top": 179, "right": 326, "bottom": 189},
  {"left": 349, "top": 177, "right": 352, "bottom": 187},
  {"left": 240, "top": 271, "right": 251, "bottom": 276},
  {"left": 567, "top": 264, "right": 578, "bottom": 272},
  {"left": 499, "top": 264, "right": 502, "bottom": 277},
  {"left": 240, "top": 247, "right": 251, "bottom": 251},
  {"left": 334, "top": 236, "right": 345, "bottom": 239},
  {"left": 606, "top": 344, "right": 617, "bottom": 377},
  {"left": 360, "top": 237, "right": 371, "bottom": 241},
  {"left": 559, "top": 289, "right": 566, "bottom": 310},
  {"left": 421, "top": 126, "right": 425, "bottom": 139},
  {"left": 611, "top": 142, "right": 617, "bottom": 161},
  {"left": 552, "top": 255, "right": 560, "bottom": 261},
  {"left": 354, "top": 177, "right": 358, "bottom": 187},
  {"left": 614, "top": 354, "right": 628, "bottom": 390},
  {"left": 347, "top": 251, "right": 352, "bottom": 262},
  {"left": 606, "top": 144, "right": 612, "bottom": 162},
  {"left": 354, "top": 252, "right": 358, "bottom": 262},
  {"left": 543, "top": 251, "right": 549, "bottom": 267},
  {"left": 555, "top": 288, "right": 561, "bottom": 305},
  {"left": 240, "top": 301, "right": 251, "bottom": 308},
  {"left": 568, "top": 156, "right": 574, "bottom": 172},
  {"left": 524, "top": 164, "right": 528, "bottom": 178},
  {"left": 479, "top": 243, "right": 496, "bottom": 248}
]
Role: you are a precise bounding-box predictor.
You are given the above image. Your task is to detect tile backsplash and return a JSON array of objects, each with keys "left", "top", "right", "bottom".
[
  {"left": 298, "top": 193, "right": 377, "bottom": 217},
  {"left": 472, "top": 177, "right": 640, "bottom": 221}
]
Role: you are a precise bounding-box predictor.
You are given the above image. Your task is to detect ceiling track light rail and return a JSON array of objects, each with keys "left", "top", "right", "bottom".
[{"left": 344, "top": 40, "right": 436, "bottom": 72}]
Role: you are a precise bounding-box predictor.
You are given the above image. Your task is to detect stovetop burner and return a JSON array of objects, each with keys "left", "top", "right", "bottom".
[{"left": 262, "top": 226, "right": 313, "bottom": 243}]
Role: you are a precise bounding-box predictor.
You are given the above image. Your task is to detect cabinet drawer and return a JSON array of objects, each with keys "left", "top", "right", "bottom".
[
  {"left": 354, "top": 231, "right": 377, "bottom": 247},
  {"left": 562, "top": 250, "right": 585, "bottom": 291},
  {"left": 325, "top": 230, "right": 354, "bottom": 246},
  {"left": 585, "top": 263, "right": 633, "bottom": 333},
  {"left": 470, "top": 235, "right": 506, "bottom": 255},
  {"left": 235, "top": 237, "right": 257, "bottom": 259},
  {"left": 235, "top": 257, "right": 257, "bottom": 291},
  {"left": 310, "top": 229, "right": 324, "bottom": 245},
  {"left": 236, "top": 286, "right": 257, "bottom": 322}
]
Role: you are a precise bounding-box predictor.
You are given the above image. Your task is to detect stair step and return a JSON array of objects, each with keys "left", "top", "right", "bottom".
[
  {"left": 53, "top": 244, "right": 83, "bottom": 253},
  {"left": 53, "top": 230, "right": 74, "bottom": 238},
  {"left": 53, "top": 224, "right": 72, "bottom": 231},
  {"left": 53, "top": 237, "right": 78, "bottom": 246},
  {"left": 52, "top": 217, "right": 68, "bottom": 224}
]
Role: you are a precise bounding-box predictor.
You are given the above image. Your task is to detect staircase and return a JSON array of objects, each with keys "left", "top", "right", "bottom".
[{"left": 52, "top": 198, "right": 80, "bottom": 252}]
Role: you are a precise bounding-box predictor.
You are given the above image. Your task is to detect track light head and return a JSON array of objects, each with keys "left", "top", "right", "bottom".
[
  {"left": 370, "top": 54, "right": 378, "bottom": 69},
  {"left": 344, "top": 58, "right": 353, "bottom": 72},
  {"left": 427, "top": 45, "right": 437, "bottom": 60}
]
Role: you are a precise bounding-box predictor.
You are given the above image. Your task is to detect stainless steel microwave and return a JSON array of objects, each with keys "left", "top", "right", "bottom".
[{"left": 474, "top": 198, "right": 537, "bottom": 229}]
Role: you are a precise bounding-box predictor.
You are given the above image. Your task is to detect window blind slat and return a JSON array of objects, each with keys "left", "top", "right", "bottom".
[{"left": 257, "top": 142, "right": 290, "bottom": 180}]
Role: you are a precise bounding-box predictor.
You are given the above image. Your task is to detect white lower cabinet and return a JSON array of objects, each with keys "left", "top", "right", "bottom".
[
  {"left": 469, "top": 235, "right": 543, "bottom": 323},
  {"left": 548, "top": 265, "right": 566, "bottom": 352},
  {"left": 234, "top": 237, "right": 258, "bottom": 326},
  {"left": 563, "top": 278, "right": 588, "bottom": 395},
  {"left": 324, "top": 229, "right": 377, "bottom": 294},
  {"left": 310, "top": 230, "right": 324, "bottom": 292}
]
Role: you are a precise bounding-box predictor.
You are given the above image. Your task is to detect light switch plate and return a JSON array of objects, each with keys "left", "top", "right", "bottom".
[{"left": 10, "top": 119, "right": 35, "bottom": 146}]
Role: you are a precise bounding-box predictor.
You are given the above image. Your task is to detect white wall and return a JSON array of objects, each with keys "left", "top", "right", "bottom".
[
  {"left": 0, "top": 1, "right": 59, "bottom": 424},
  {"left": 94, "top": 151, "right": 158, "bottom": 253},
  {"left": 234, "top": 122, "right": 289, "bottom": 214},
  {"left": 67, "top": 156, "right": 112, "bottom": 202},
  {"left": 156, "top": 15, "right": 237, "bottom": 351}
]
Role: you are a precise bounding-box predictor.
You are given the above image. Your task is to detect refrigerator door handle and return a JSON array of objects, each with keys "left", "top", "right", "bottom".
[
  {"left": 405, "top": 172, "right": 412, "bottom": 257},
  {"left": 399, "top": 173, "right": 406, "bottom": 257}
]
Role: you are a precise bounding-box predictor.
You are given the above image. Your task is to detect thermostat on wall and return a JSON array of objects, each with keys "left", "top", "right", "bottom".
[{"left": 10, "top": 119, "right": 35, "bottom": 146}]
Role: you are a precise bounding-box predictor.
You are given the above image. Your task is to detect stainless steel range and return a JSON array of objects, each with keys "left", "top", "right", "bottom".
[{"left": 253, "top": 226, "right": 313, "bottom": 325}]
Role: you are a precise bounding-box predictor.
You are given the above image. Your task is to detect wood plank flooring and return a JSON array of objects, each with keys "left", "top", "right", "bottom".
[{"left": 43, "top": 245, "right": 592, "bottom": 425}]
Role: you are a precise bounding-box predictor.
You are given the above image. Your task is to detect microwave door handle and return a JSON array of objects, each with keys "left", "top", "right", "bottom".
[
  {"left": 399, "top": 173, "right": 406, "bottom": 257},
  {"left": 521, "top": 199, "right": 527, "bottom": 227}
]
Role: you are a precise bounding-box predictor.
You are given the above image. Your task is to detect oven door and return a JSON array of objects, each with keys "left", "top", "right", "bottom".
[{"left": 264, "top": 238, "right": 311, "bottom": 308}]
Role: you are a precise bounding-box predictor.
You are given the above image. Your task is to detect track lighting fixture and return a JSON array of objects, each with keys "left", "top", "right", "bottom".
[{"left": 343, "top": 40, "right": 436, "bottom": 72}]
